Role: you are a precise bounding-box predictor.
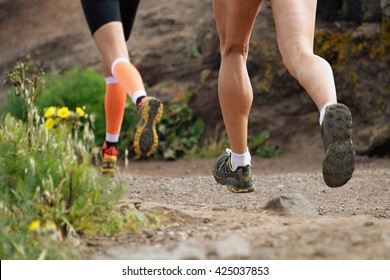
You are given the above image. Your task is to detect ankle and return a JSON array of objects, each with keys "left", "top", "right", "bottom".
[
  {"left": 230, "top": 148, "right": 251, "bottom": 170},
  {"left": 319, "top": 101, "right": 336, "bottom": 125}
]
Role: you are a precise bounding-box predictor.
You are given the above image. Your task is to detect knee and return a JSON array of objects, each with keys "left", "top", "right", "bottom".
[
  {"left": 220, "top": 42, "right": 249, "bottom": 60},
  {"left": 281, "top": 51, "right": 313, "bottom": 79}
]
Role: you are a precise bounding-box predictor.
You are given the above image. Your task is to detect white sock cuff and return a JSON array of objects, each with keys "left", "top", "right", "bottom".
[
  {"left": 319, "top": 101, "right": 336, "bottom": 125},
  {"left": 105, "top": 76, "right": 118, "bottom": 84},
  {"left": 132, "top": 90, "right": 147, "bottom": 105},
  {"left": 106, "top": 133, "right": 120, "bottom": 143},
  {"left": 111, "top": 58, "right": 130, "bottom": 77},
  {"left": 230, "top": 148, "right": 251, "bottom": 171}
]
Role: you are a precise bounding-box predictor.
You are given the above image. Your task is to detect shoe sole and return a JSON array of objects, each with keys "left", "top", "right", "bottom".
[
  {"left": 322, "top": 104, "right": 355, "bottom": 188},
  {"left": 100, "top": 156, "right": 117, "bottom": 176},
  {"left": 213, "top": 171, "right": 255, "bottom": 193},
  {"left": 134, "top": 98, "right": 163, "bottom": 158}
]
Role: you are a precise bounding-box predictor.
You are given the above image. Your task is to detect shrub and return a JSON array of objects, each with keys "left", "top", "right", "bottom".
[
  {"left": 0, "top": 61, "right": 159, "bottom": 259},
  {"left": 151, "top": 91, "right": 205, "bottom": 160},
  {"left": 2, "top": 64, "right": 278, "bottom": 161}
]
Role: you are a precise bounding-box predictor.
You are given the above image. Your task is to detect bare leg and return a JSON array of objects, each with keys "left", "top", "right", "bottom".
[
  {"left": 213, "top": 0, "right": 263, "bottom": 154},
  {"left": 93, "top": 22, "right": 129, "bottom": 76},
  {"left": 93, "top": 21, "right": 145, "bottom": 101},
  {"left": 271, "top": 0, "right": 354, "bottom": 188},
  {"left": 271, "top": 0, "right": 337, "bottom": 111}
]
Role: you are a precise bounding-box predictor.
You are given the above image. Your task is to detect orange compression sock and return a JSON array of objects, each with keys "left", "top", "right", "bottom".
[
  {"left": 111, "top": 58, "right": 147, "bottom": 105},
  {"left": 104, "top": 76, "right": 126, "bottom": 143}
]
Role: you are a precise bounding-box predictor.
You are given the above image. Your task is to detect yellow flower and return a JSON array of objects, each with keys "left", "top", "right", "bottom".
[
  {"left": 43, "top": 221, "right": 61, "bottom": 241},
  {"left": 57, "top": 107, "right": 70, "bottom": 119},
  {"left": 44, "top": 106, "right": 56, "bottom": 118},
  {"left": 28, "top": 220, "right": 40, "bottom": 232},
  {"left": 76, "top": 107, "right": 85, "bottom": 117},
  {"left": 45, "top": 118, "right": 55, "bottom": 130},
  {"left": 44, "top": 221, "right": 57, "bottom": 231}
]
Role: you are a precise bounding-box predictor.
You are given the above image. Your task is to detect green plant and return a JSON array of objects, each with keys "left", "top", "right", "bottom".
[
  {"left": 35, "top": 67, "right": 108, "bottom": 147},
  {"left": 0, "top": 61, "right": 160, "bottom": 259},
  {"left": 188, "top": 42, "right": 202, "bottom": 58},
  {"left": 2, "top": 66, "right": 213, "bottom": 161},
  {"left": 200, "top": 129, "right": 280, "bottom": 159},
  {"left": 2, "top": 66, "right": 140, "bottom": 158},
  {"left": 151, "top": 91, "right": 205, "bottom": 160},
  {"left": 196, "top": 125, "right": 229, "bottom": 158},
  {"left": 3, "top": 59, "right": 45, "bottom": 147},
  {"left": 248, "top": 131, "right": 280, "bottom": 158},
  {"left": 36, "top": 67, "right": 140, "bottom": 158}
]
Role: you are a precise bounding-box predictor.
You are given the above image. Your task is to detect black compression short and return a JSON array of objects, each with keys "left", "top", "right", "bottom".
[{"left": 81, "top": 0, "right": 140, "bottom": 41}]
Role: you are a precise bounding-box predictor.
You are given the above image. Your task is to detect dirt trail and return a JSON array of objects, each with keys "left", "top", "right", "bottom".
[{"left": 90, "top": 148, "right": 390, "bottom": 260}]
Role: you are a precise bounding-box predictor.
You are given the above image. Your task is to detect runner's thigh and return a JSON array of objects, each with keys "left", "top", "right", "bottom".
[
  {"left": 271, "top": 0, "right": 317, "bottom": 57},
  {"left": 213, "top": 0, "right": 263, "bottom": 54},
  {"left": 81, "top": 0, "right": 139, "bottom": 41},
  {"left": 120, "top": 0, "right": 140, "bottom": 41},
  {"left": 81, "top": 0, "right": 122, "bottom": 36}
]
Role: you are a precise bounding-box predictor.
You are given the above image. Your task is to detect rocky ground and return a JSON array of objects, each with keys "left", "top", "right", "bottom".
[{"left": 88, "top": 148, "right": 390, "bottom": 260}]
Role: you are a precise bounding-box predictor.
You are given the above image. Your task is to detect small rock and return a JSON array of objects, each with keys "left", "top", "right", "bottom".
[
  {"left": 142, "top": 229, "right": 154, "bottom": 238},
  {"left": 264, "top": 193, "right": 319, "bottom": 219}
]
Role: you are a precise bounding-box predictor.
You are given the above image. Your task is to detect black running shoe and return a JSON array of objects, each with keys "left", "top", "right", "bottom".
[
  {"left": 133, "top": 96, "right": 163, "bottom": 158},
  {"left": 213, "top": 149, "right": 255, "bottom": 193},
  {"left": 322, "top": 103, "right": 355, "bottom": 187}
]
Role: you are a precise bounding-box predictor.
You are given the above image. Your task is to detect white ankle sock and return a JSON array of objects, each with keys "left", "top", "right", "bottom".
[
  {"left": 230, "top": 148, "right": 251, "bottom": 171},
  {"left": 106, "top": 133, "right": 120, "bottom": 143},
  {"left": 319, "top": 101, "right": 336, "bottom": 125},
  {"left": 132, "top": 90, "right": 147, "bottom": 105}
]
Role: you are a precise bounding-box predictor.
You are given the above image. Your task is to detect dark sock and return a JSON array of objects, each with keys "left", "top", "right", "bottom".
[
  {"left": 136, "top": 96, "right": 146, "bottom": 108},
  {"left": 105, "top": 141, "right": 118, "bottom": 149}
]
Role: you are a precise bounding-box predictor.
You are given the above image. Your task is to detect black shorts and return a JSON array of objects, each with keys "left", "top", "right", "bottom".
[{"left": 81, "top": 0, "right": 140, "bottom": 41}]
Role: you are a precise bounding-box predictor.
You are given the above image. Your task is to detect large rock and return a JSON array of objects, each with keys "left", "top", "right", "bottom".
[
  {"left": 382, "top": 0, "right": 390, "bottom": 45},
  {"left": 356, "top": 119, "right": 390, "bottom": 157},
  {"left": 383, "top": 0, "right": 390, "bottom": 17},
  {"left": 317, "top": 0, "right": 342, "bottom": 21},
  {"left": 317, "top": 0, "right": 382, "bottom": 23},
  {"left": 342, "top": 0, "right": 382, "bottom": 22}
]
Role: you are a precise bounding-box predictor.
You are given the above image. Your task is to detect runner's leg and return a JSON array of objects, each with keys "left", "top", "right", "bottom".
[
  {"left": 270, "top": 0, "right": 337, "bottom": 111},
  {"left": 212, "top": 0, "right": 263, "bottom": 154}
]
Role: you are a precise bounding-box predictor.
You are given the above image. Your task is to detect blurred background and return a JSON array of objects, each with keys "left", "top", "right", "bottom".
[{"left": 0, "top": 0, "right": 389, "bottom": 159}]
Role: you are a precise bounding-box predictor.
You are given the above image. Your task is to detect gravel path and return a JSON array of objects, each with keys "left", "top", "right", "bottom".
[{"left": 90, "top": 154, "right": 390, "bottom": 260}]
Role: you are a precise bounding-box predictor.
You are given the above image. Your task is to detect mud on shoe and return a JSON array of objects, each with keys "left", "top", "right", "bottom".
[
  {"left": 133, "top": 96, "right": 163, "bottom": 158},
  {"left": 91, "top": 142, "right": 118, "bottom": 176},
  {"left": 212, "top": 149, "right": 255, "bottom": 193},
  {"left": 322, "top": 103, "right": 355, "bottom": 188}
]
